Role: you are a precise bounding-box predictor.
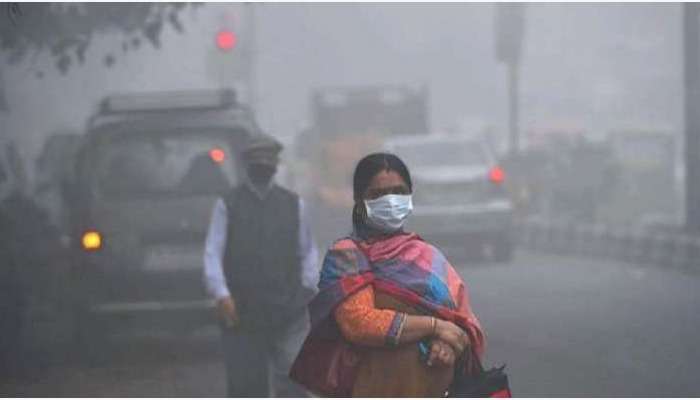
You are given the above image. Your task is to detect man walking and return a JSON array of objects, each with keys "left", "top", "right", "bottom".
[{"left": 203, "top": 133, "right": 319, "bottom": 397}]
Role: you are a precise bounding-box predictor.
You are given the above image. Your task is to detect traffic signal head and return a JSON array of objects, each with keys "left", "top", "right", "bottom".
[{"left": 216, "top": 30, "right": 237, "bottom": 51}]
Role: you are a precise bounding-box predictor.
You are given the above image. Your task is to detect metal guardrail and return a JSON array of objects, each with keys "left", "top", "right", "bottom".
[{"left": 516, "top": 218, "right": 700, "bottom": 272}]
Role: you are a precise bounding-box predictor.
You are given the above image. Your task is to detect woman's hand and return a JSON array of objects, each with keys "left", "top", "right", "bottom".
[
  {"left": 427, "top": 338, "right": 456, "bottom": 368},
  {"left": 434, "top": 319, "right": 470, "bottom": 355}
]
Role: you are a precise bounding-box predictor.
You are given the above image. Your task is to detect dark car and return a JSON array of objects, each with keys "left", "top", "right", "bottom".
[
  {"left": 384, "top": 134, "right": 515, "bottom": 262},
  {"left": 0, "top": 137, "right": 59, "bottom": 372},
  {"left": 0, "top": 137, "right": 27, "bottom": 369},
  {"left": 68, "top": 89, "right": 258, "bottom": 351}
]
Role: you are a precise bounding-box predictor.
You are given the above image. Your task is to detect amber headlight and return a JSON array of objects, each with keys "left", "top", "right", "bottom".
[{"left": 81, "top": 230, "right": 102, "bottom": 251}]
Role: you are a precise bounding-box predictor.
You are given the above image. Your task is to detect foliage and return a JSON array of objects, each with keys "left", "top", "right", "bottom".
[{"left": 0, "top": 3, "right": 201, "bottom": 76}]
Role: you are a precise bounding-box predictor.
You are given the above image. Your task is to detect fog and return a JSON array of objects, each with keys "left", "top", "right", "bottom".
[
  {"left": 2, "top": 4, "right": 682, "bottom": 165},
  {"left": 1, "top": 3, "right": 698, "bottom": 397}
]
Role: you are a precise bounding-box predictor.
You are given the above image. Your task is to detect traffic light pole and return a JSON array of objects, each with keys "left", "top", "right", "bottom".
[
  {"left": 684, "top": 3, "right": 700, "bottom": 233},
  {"left": 246, "top": 3, "right": 257, "bottom": 111}
]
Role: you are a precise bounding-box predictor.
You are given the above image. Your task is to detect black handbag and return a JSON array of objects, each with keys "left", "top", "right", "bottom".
[{"left": 446, "top": 352, "right": 511, "bottom": 398}]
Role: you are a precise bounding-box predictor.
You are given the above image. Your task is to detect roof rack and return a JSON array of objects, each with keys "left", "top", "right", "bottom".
[{"left": 99, "top": 88, "right": 237, "bottom": 114}]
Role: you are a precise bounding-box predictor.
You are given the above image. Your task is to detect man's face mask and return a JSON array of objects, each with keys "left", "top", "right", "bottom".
[
  {"left": 364, "top": 194, "right": 413, "bottom": 233},
  {"left": 247, "top": 164, "right": 277, "bottom": 186}
]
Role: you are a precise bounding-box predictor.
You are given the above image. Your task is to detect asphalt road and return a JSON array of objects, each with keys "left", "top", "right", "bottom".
[
  {"left": 1, "top": 250, "right": 699, "bottom": 397},
  {"left": 463, "top": 252, "right": 700, "bottom": 397}
]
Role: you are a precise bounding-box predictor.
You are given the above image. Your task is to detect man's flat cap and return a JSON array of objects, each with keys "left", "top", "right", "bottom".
[{"left": 243, "top": 133, "right": 283, "bottom": 165}]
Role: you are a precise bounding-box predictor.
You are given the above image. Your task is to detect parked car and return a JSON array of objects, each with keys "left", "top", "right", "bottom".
[
  {"left": 384, "top": 134, "right": 515, "bottom": 262},
  {"left": 0, "top": 137, "right": 26, "bottom": 370},
  {"left": 0, "top": 137, "right": 58, "bottom": 372},
  {"left": 68, "top": 89, "right": 260, "bottom": 353}
]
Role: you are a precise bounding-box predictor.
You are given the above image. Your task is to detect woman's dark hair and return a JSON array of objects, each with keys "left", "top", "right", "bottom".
[{"left": 351, "top": 152, "right": 412, "bottom": 228}]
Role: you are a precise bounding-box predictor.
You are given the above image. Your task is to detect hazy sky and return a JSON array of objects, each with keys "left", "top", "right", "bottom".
[{"left": 0, "top": 3, "right": 682, "bottom": 170}]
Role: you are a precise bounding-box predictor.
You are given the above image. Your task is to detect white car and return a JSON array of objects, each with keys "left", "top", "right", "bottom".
[{"left": 384, "top": 134, "right": 514, "bottom": 262}]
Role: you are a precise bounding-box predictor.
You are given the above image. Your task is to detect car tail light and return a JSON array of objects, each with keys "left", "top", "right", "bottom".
[
  {"left": 489, "top": 166, "right": 505, "bottom": 184},
  {"left": 209, "top": 148, "right": 226, "bottom": 164},
  {"left": 82, "top": 230, "right": 102, "bottom": 251}
]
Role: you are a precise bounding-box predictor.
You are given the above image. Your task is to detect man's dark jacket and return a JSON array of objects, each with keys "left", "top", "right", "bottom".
[{"left": 222, "top": 184, "right": 309, "bottom": 330}]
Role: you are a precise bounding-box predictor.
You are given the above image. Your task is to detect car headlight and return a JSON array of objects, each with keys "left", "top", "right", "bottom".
[{"left": 81, "top": 230, "right": 102, "bottom": 251}]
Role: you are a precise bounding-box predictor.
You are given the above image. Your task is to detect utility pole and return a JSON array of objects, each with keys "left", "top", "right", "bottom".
[
  {"left": 495, "top": 3, "right": 525, "bottom": 156},
  {"left": 684, "top": 3, "right": 700, "bottom": 233}
]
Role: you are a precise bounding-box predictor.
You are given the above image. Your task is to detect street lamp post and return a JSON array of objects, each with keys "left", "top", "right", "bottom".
[{"left": 684, "top": 3, "right": 700, "bottom": 233}]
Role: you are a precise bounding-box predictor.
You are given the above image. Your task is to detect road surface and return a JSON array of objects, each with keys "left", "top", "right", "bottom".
[{"left": 1, "top": 250, "right": 699, "bottom": 397}]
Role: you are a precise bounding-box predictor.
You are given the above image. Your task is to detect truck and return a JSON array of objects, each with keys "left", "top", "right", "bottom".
[{"left": 294, "top": 85, "right": 429, "bottom": 245}]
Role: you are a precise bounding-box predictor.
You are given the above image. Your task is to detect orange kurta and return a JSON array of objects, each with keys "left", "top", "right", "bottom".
[
  {"left": 334, "top": 286, "right": 399, "bottom": 346},
  {"left": 334, "top": 288, "right": 454, "bottom": 397}
]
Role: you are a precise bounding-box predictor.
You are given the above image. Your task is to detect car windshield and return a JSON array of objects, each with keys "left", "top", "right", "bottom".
[
  {"left": 90, "top": 132, "right": 238, "bottom": 199},
  {"left": 393, "top": 140, "right": 486, "bottom": 168}
]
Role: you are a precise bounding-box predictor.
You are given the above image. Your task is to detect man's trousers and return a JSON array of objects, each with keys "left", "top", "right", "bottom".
[{"left": 221, "top": 311, "right": 310, "bottom": 397}]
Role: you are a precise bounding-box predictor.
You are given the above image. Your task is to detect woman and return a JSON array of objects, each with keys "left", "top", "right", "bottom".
[{"left": 291, "top": 153, "right": 486, "bottom": 397}]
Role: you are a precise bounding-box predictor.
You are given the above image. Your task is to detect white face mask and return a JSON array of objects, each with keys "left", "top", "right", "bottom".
[{"left": 364, "top": 194, "right": 413, "bottom": 233}]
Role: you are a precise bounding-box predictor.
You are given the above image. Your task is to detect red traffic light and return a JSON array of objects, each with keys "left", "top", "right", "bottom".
[{"left": 216, "top": 30, "right": 237, "bottom": 51}]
